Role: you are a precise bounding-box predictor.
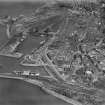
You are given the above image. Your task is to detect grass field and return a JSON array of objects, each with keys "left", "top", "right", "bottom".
[{"left": 0, "top": 2, "right": 71, "bottom": 105}]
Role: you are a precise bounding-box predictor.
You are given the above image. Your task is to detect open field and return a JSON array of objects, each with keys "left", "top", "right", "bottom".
[{"left": 0, "top": 2, "right": 71, "bottom": 105}]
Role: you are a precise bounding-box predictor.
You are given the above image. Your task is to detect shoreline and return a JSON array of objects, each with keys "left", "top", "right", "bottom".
[{"left": 0, "top": 74, "right": 82, "bottom": 105}]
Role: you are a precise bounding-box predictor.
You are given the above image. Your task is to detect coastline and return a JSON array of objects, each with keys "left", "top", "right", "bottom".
[{"left": 0, "top": 74, "right": 82, "bottom": 105}]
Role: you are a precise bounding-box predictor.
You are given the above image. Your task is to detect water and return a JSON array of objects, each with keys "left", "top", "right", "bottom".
[
  {"left": 0, "top": 2, "right": 71, "bottom": 105},
  {"left": 0, "top": 78, "right": 71, "bottom": 105}
]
